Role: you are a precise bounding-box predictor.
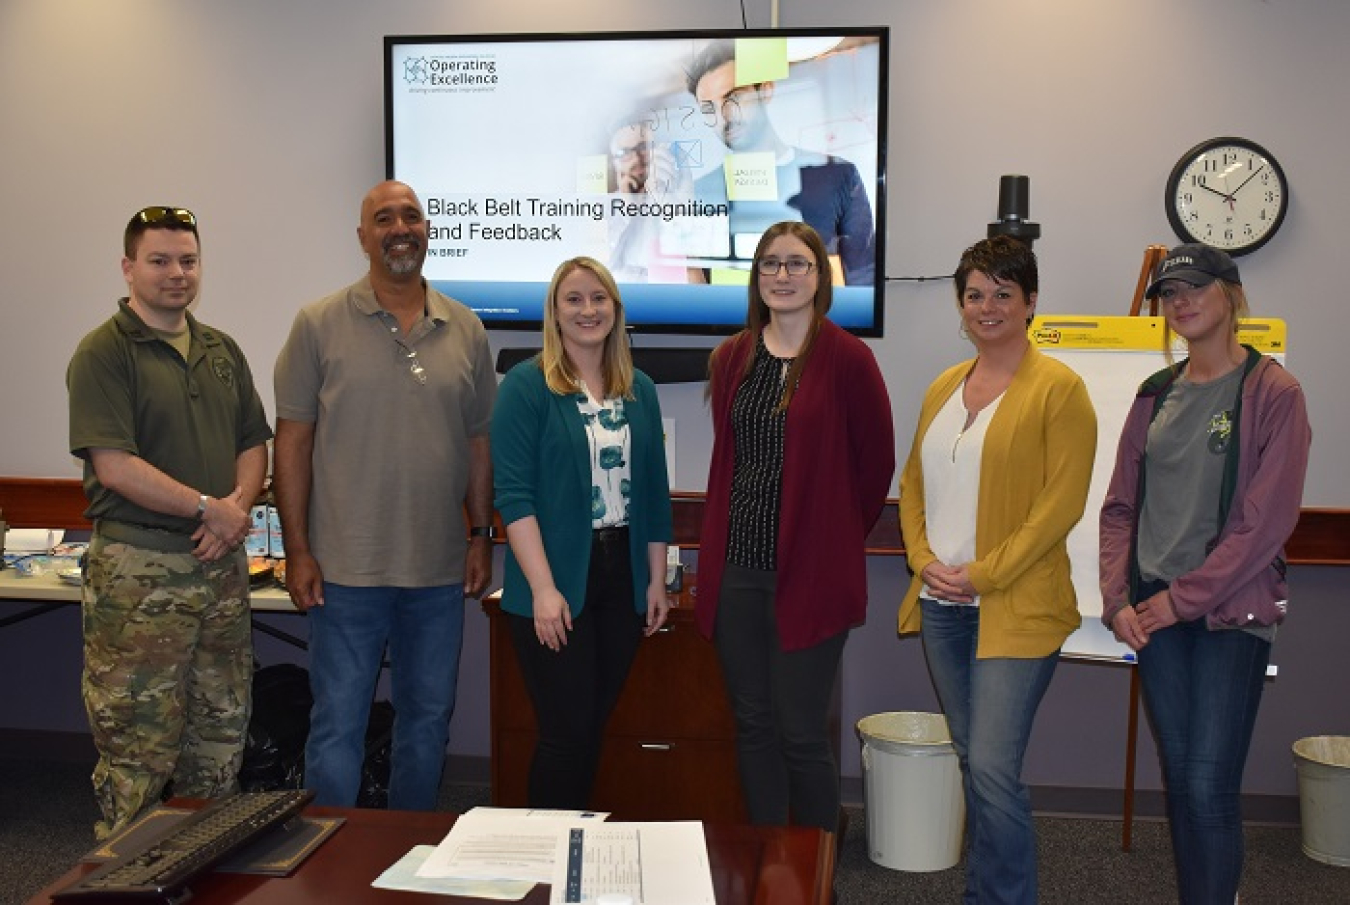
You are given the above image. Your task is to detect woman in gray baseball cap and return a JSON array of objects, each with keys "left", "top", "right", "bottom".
[{"left": 1100, "top": 243, "right": 1312, "bottom": 904}]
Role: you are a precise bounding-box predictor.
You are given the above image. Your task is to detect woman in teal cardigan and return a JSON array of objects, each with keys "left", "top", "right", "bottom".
[{"left": 491, "top": 257, "right": 673, "bottom": 809}]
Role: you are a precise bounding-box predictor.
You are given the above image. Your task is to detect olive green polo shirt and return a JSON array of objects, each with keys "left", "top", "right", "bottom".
[{"left": 68, "top": 299, "right": 273, "bottom": 543}]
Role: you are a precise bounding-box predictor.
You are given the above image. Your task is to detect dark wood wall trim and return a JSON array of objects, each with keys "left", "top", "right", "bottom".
[
  {"left": 0, "top": 478, "right": 90, "bottom": 530},
  {"left": 3, "top": 480, "right": 1347, "bottom": 565},
  {"left": 1284, "top": 508, "right": 1350, "bottom": 565},
  {"left": 678, "top": 492, "right": 1349, "bottom": 565}
]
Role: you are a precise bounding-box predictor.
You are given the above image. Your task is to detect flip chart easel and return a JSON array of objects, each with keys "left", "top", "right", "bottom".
[{"left": 1031, "top": 248, "right": 1288, "bottom": 850}]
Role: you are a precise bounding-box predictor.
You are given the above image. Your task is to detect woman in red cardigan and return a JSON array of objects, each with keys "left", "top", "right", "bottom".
[{"left": 696, "top": 221, "right": 894, "bottom": 831}]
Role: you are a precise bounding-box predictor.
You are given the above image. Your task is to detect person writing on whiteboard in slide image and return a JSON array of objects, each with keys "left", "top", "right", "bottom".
[
  {"left": 685, "top": 40, "right": 875, "bottom": 286},
  {"left": 898, "top": 236, "right": 1095, "bottom": 904},
  {"left": 606, "top": 116, "right": 701, "bottom": 284},
  {"left": 1100, "top": 244, "right": 1311, "bottom": 905}
]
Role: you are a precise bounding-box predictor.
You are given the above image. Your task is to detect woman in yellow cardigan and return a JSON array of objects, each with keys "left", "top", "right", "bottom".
[{"left": 898, "top": 236, "right": 1095, "bottom": 904}]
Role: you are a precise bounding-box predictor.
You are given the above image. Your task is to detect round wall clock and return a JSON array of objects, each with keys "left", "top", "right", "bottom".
[{"left": 1165, "top": 137, "right": 1288, "bottom": 256}]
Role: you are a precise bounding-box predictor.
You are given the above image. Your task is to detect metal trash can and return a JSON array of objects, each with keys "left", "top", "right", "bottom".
[
  {"left": 857, "top": 711, "right": 964, "bottom": 871},
  {"left": 1293, "top": 736, "right": 1350, "bottom": 866}
]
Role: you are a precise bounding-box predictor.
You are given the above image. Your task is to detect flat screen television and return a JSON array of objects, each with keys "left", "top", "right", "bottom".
[{"left": 385, "top": 28, "right": 888, "bottom": 336}]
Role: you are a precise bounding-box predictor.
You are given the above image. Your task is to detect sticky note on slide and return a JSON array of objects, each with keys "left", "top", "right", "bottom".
[
  {"left": 735, "top": 38, "right": 788, "bottom": 85},
  {"left": 576, "top": 154, "right": 608, "bottom": 195},
  {"left": 710, "top": 268, "right": 751, "bottom": 286},
  {"left": 723, "top": 152, "right": 778, "bottom": 201}
]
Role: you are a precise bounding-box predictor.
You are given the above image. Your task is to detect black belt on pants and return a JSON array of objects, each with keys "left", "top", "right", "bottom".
[{"left": 592, "top": 525, "right": 629, "bottom": 551}]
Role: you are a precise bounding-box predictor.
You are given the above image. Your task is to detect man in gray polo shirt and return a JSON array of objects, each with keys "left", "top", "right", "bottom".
[
  {"left": 273, "top": 180, "right": 497, "bottom": 810},
  {"left": 67, "top": 205, "right": 272, "bottom": 838}
]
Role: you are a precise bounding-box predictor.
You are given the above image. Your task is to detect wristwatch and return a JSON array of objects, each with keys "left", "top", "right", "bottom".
[
  {"left": 195, "top": 494, "right": 209, "bottom": 520},
  {"left": 469, "top": 526, "right": 497, "bottom": 539}
]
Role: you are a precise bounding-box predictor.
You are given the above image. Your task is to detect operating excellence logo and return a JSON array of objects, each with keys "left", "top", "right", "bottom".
[
  {"left": 402, "top": 55, "right": 499, "bottom": 90},
  {"left": 403, "top": 57, "right": 431, "bottom": 84}
]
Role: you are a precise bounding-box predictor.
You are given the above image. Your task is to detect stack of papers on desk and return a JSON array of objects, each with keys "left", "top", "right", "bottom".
[
  {"left": 549, "top": 821, "right": 713, "bottom": 905},
  {"left": 417, "top": 808, "right": 590, "bottom": 884},
  {"left": 393, "top": 808, "right": 714, "bottom": 904},
  {"left": 372, "top": 847, "right": 534, "bottom": 900},
  {"left": 374, "top": 808, "right": 601, "bottom": 900}
]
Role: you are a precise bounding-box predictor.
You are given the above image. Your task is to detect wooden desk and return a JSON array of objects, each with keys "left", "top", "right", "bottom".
[
  {"left": 484, "top": 579, "right": 843, "bottom": 825},
  {"left": 25, "top": 803, "right": 836, "bottom": 905},
  {"left": 484, "top": 583, "right": 749, "bottom": 823}
]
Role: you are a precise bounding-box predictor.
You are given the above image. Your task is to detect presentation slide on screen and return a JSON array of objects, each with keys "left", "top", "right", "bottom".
[{"left": 387, "top": 34, "right": 884, "bottom": 329}]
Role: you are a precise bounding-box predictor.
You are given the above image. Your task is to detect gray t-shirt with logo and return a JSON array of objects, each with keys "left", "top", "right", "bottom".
[{"left": 1137, "top": 367, "right": 1242, "bottom": 584}]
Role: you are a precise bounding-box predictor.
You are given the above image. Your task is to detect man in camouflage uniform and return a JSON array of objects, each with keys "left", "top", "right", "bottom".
[{"left": 67, "top": 206, "right": 272, "bottom": 839}]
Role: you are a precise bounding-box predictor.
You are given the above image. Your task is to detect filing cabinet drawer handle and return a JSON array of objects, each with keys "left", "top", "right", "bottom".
[{"left": 640, "top": 743, "right": 672, "bottom": 751}]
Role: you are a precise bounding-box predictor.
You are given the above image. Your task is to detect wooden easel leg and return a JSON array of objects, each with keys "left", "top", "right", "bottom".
[{"left": 1122, "top": 663, "right": 1141, "bottom": 852}]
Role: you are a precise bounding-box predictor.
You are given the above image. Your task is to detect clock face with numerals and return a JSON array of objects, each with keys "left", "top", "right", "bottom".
[{"left": 1165, "top": 137, "right": 1288, "bottom": 256}]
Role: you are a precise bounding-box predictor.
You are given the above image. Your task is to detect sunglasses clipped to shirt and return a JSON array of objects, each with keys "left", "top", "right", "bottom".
[{"left": 133, "top": 206, "right": 197, "bottom": 227}]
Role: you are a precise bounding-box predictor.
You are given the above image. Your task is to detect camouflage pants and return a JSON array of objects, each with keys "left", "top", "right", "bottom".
[{"left": 81, "top": 535, "right": 253, "bottom": 840}]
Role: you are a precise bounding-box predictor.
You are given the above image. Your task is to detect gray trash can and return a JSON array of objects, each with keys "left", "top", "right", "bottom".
[
  {"left": 857, "top": 712, "right": 964, "bottom": 871},
  {"left": 1293, "top": 736, "right": 1350, "bottom": 866}
]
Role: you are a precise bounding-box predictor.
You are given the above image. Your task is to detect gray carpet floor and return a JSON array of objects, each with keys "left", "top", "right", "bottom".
[{"left": 4, "top": 756, "right": 1349, "bottom": 904}]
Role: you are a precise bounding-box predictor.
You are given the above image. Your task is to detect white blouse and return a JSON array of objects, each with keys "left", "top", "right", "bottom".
[
  {"left": 918, "top": 383, "right": 1003, "bottom": 605},
  {"left": 576, "top": 382, "right": 632, "bottom": 529}
]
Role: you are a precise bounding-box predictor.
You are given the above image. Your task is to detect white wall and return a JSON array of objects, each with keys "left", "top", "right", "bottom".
[
  {"left": 3, "top": 0, "right": 1345, "bottom": 501},
  {"left": 3, "top": 0, "right": 1347, "bottom": 797}
]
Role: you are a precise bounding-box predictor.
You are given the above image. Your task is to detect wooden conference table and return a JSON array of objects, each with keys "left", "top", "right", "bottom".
[{"left": 26, "top": 801, "right": 836, "bottom": 905}]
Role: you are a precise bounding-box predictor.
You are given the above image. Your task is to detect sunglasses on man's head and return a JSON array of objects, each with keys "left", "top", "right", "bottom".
[{"left": 133, "top": 206, "right": 197, "bottom": 227}]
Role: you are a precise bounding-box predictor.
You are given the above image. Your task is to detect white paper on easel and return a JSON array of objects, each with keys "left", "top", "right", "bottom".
[{"left": 1030, "top": 315, "right": 1287, "bottom": 662}]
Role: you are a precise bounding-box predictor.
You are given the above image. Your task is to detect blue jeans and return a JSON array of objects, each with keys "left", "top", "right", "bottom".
[
  {"left": 305, "top": 582, "right": 464, "bottom": 810},
  {"left": 1137, "top": 617, "right": 1270, "bottom": 905},
  {"left": 920, "top": 600, "right": 1058, "bottom": 905}
]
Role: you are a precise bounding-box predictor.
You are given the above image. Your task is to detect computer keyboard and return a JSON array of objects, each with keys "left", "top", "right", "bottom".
[{"left": 53, "top": 789, "right": 315, "bottom": 902}]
